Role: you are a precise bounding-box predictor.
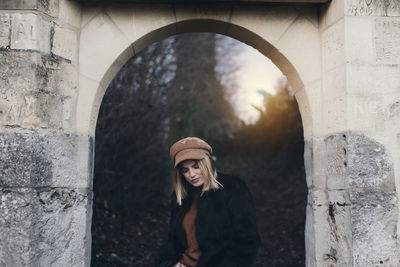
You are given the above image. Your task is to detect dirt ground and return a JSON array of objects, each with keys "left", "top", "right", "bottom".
[{"left": 91, "top": 165, "right": 307, "bottom": 267}]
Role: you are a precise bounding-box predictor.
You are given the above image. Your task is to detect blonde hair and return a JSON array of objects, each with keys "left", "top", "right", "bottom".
[{"left": 173, "top": 156, "right": 222, "bottom": 205}]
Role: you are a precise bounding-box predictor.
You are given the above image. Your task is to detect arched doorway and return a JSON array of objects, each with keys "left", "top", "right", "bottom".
[{"left": 76, "top": 4, "right": 321, "bottom": 265}]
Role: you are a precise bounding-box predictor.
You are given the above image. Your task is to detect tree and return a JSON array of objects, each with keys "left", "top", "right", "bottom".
[
  {"left": 166, "top": 33, "right": 239, "bottom": 147},
  {"left": 94, "top": 37, "right": 175, "bottom": 217}
]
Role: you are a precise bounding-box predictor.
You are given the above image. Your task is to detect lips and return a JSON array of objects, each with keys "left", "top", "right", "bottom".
[{"left": 191, "top": 178, "right": 200, "bottom": 183}]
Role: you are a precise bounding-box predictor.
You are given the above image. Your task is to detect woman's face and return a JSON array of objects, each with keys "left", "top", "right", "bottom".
[{"left": 180, "top": 160, "right": 205, "bottom": 187}]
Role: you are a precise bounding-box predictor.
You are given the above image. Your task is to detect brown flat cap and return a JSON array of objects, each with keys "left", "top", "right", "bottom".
[{"left": 170, "top": 137, "right": 213, "bottom": 167}]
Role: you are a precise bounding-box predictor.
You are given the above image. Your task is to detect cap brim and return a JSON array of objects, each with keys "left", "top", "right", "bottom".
[{"left": 174, "top": 149, "right": 209, "bottom": 167}]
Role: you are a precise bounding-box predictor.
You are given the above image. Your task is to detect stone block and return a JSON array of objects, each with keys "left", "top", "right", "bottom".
[
  {"left": 0, "top": 187, "right": 91, "bottom": 267},
  {"left": 230, "top": 6, "right": 299, "bottom": 47},
  {"left": 294, "top": 88, "right": 312, "bottom": 138},
  {"left": 306, "top": 189, "right": 353, "bottom": 266},
  {"left": 0, "top": 91, "right": 64, "bottom": 128},
  {"left": 345, "top": 16, "right": 375, "bottom": 64},
  {"left": 62, "top": 96, "right": 74, "bottom": 130},
  {"left": 321, "top": 132, "right": 395, "bottom": 190},
  {"left": 325, "top": 133, "right": 348, "bottom": 190},
  {"left": 305, "top": 136, "right": 327, "bottom": 189},
  {"left": 0, "top": 14, "right": 10, "bottom": 48},
  {"left": 79, "top": 12, "right": 133, "bottom": 82},
  {"left": 325, "top": 190, "right": 352, "bottom": 264},
  {"left": 10, "top": 13, "right": 51, "bottom": 54},
  {"left": 304, "top": 139, "right": 313, "bottom": 188},
  {"left": 81, "top": 5, "right": 102, "bottom": 28},
  {"left": 295, "top": 5, "right": 319, "bottom": 29},
  {"left": 322, "top": 96, "right": 347, "bottom": 134},
  {"left": 347, "top": 134, "right": 395, "bottom": 190},
  {"left": 382, "top": 94, "right": 400, "bottom": 130},
  {"left": 0, "top": 188, "right": 33, "bottom": 266},
  {"left": 0, "top": 0, "right": 59, "bottom": 17},
  {"left": 350, "top": 191, "right": 400, "bottom": 266},
  {"left": 347, "top": 94, "right": 385, "bottom": 132},
  {"left": 322, "top": 65, "right": 346, "bottom": 100},
  {"left": 277, "top": 15, "right": 321, "bottom": 86},
  {"left": 76, "top": 74, "right": 104, "bottom": 135},
  {"left": 320, "top": 0, "right": 345, "bottom": 31},
  {"left": 105, "top": 4, "right": 176, "bottom": 53},
  {"left": 346, "top": 63, "right": 400, "bottom": 95},
  {"left": 346, "top": 0, "right": 400, "bottom": 17},
  {"left": 374, "top": 17, "right": 400, "bottom": 65},
  {"left": 0, "top": 129, "right": 93, "bottom": 188},
  {"left": 0, "top": 51, "right": 78, "bottom": 98},
  {"left": 304, "top": 80, "right": 323, "bottom": 136},
  {"left": 175, "top": 4, "right": 230, "bottom": 33},
  {"left": 58, "top": 0, "right": 81, "bottom": 28},
  {"left": 322, "top": 18, "right": 345, "bottom": 73},
  {"left": 52, "top": 25, "right": 78, "bottom": 62}
]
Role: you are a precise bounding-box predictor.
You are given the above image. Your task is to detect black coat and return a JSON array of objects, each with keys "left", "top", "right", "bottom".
[{"left": 155, "top": 173, "right": 260, "bottom": 267}]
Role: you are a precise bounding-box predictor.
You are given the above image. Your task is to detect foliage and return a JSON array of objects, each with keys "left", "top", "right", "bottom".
[
  {"left": 94, "top": 38, "right": 175, "bottom": 217},
  {"left": 92, "top": 32, "right": 306, "bottom": 266},
  {"left": 166, "top": 33, "right": 239, "bottom": 146},
  {"left": 215, "top": 77, "right": 304, "bottom": 179}
]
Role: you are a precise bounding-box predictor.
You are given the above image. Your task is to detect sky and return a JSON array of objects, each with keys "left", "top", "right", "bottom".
[{"left": 216, "top": 36, "right": 284, "bottom": 124}]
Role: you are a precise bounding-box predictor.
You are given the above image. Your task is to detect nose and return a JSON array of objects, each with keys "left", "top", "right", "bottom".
[{"left": 189, "top": 168, "right": 196, "bottom": 177}]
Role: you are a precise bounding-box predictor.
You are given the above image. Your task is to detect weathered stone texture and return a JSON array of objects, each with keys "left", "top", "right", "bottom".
[
  {"left": 0, "top": 51, "right": 78, "bottom": 96},
  {"left": 347, "top": 134, "right": 395, "bottom": 190},
  {"left": 325, "top": 134, "right": 347, "bottom": 190},
  {"left": 0, "top": 91, "right": 64, "bottom": 128},
  {"left": 58, "top": 0, "right": 81, "bottom": 28},
  {"left": 322, "top": 18, "right": 345, "bottom": 73},
  {"left": 0, "top": 14, "right": 10, "bottom": 48},
  {"left": 304, "top": 137, "right": 328, "bottom": 189},
  {"left": 374, "top": 17, "right": 400, "bottom": 65},
  {"left": 306, "top": 189, "right": 353, "bottom": 266},
  {"left": 350, "top": 191, "right": 400, "bottom": 266},
  {"left": 0, "top": 0, "right": 59, "bottom": 17},
  {"left": 305, "top": 133, "right": 399, "bottom": 266},
  {"left": 0, "top": 51, "right": 78, "bottom": 129},
  {"left": 52, "top": 25, "right": 78, "bottom": 62},
  {"left": 306, "top": 132, "right": 396, "bottom": 190},
  {"left": 346, "top": 0, "right": 400, "bottom": 16},
  {"left": 11, "top": 13, "right": 52, "bottom": 53},
  {"left": 0, "top": 187, "right": 91, "bottom": 267},
  {"left": 0, "top": 129, "right": 94, "bottom": 188}
]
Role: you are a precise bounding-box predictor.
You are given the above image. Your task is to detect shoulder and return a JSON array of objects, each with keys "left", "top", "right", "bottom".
[
  {"left": 216, "top": 172, "right": 256, "bottom": 213},
  {"left": 216, "top": 172, "right": 250, "bottom": 194}
]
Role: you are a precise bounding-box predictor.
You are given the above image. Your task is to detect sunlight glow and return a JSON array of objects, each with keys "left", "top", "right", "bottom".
[{"left": 234, "top": 47, "right": 283, "bottom": 124}]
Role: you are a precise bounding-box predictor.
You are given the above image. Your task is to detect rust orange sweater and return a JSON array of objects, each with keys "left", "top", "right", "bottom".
[{"left": 180, "top": 188, "right": 202, "bottom": 267}]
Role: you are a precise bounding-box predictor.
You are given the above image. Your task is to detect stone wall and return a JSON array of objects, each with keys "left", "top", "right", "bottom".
[
  {"left": 304, "top": 0, "right": 400, "bottom": 266},
  {"left": 0, "top": 1, "right": 93, "bottom": 266},
  {"left": 305, "top": 133, "right": 399, "bottom": 266}
]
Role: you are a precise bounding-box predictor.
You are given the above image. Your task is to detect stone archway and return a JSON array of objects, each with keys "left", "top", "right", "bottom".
[
  {"left": 1, "top": 1, "right": 399, "bottom": 266},
  {"left": 76, "top": 5, "right": 320, "bottom": 138},
  {"left": 76, "top": 3, "right": 321, "bottom": 265}
]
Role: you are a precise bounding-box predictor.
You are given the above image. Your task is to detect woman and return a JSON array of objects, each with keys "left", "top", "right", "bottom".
[{"left": 155, "top": 137, "right": 260, "bottom": 267}]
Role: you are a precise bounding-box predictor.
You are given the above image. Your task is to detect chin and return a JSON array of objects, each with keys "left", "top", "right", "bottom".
[{"left": 193, "top": 182, "right": 204, "bottom": 187}]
